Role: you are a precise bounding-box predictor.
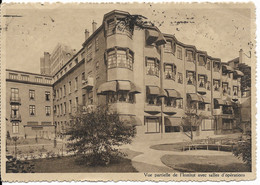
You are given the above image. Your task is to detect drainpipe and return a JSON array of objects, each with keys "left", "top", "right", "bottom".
[{"left": 160, "top": 45, "right": 164, "bottom": 139}]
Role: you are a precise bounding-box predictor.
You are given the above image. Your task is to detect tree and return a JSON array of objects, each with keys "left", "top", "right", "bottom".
[
  {"left": 182, "top": 104, "right": 207, "bottom": 140},
  {"left": 233, "top": 130, "right": 252, "bottom": 170},
  {"left": 65, "top": 105, "right": 136, "bottom": 166}
]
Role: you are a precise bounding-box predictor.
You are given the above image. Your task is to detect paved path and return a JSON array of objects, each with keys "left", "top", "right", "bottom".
[{"left": 123, "top": 134, "right": 239, "bottom": 172}]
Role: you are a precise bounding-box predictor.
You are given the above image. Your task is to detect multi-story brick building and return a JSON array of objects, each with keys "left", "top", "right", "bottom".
[
  {"left": 51, "top": 10, "right": 245, "bottom": 141},
  {"left": 6, "top": 69, "right": 54, "bottom": 139},
  {"left": 7, "top": 10, "right": 247, "bottom": 141}
]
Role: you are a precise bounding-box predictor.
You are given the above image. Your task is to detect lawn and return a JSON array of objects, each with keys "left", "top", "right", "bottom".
[
  {"left": 161, "top": 154, "right": 250, "bottom": 172},
  {"left": 7, "top": 148, "right": 140, "bottom": 173}
]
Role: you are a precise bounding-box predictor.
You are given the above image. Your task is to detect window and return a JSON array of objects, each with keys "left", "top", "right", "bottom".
[
  {"left": 60, "top": 104, "right": 63, "bottom": 116},
  {"left": 164, "top": 40, "right": 172, "bottom": 53},
  {"left": 198, "top": 102, "right": 205, "bottom": 110},
  {"left": 187, "top": 71, "right": 195, "bottom": 85},
  {"left": 69, "top": 81, "right": 72, "bottom": 94},
  {"left": 222, "top": 82, "right": 228, "bottom": 95},
  {"left": 12, "top": 122, "right": 19, "bottom": 134},
  {"left": 165, "top": 97, "right": 176, "bottom": 107},
  {"left": 75, "top": 97, "right": 79, "bottom": 110},
  {"left": 198, "top": 74, "right": 206, "bottom": 88},
  {"left": 213, "top": 61, "right": 220, "bottom": 72},
  {"left": 11, "top": 88, "right": 19, "bottom": 101},
  {"left": 207, "top": 81, "right": 211, "bottom": 90},
  {"left": 233, "top": 86, "right": 238, "bottom": 96},
  {"left": 69, "top": 100, "right": 72, "bottom": 113},
  {"left": 82, "top": 72, "right": 85, "bottom": 81},
  {"left": 57, "top": 105, "right": 60, "bottom": 116},
  {"left": 164, "top": 64, "right": 176, "bottom": 80},
  {"left": 107, "top": 19, "right": 116, "bottom": 36},
  {"left": 202, "top": 120, "right": 214, "bottom": 131},
  {"left": 95, "top": 38, "right": 99, "bottom": 51},
  {"left": 45, "top": 91, "right": 50, "bottom": 101},
  {"left": 88, "top": 91, "right": 93, "bottom": 105},
  {"left": 45, "top": 106, "right": 51, "bottom": 116},
  {"left": 222, "top": 119, "right": 233, "bottom": 130},
  {"left": 11, "top": 105, "right": 19, "bottom": 119},
  {"left": 177, "top": 99, "right": 183, "bottom": 109},
  {"left": 198, "top": 55, "right": 206, "bottom": 66},
  {"left": 186, "top": 50, "right": 193, "bottom": 62},
  {"left": 87, "top": 43, "right": 92, "bottom": 62},
  {"left": 177, "top": 72, "right": 183, "bottom": 84},
  {"left": 75, "top": 77, "right": 78, "bottom": 91},
  {"left": 9, "top": 73, "right": 18, "bottom": 80},
  {"left": 107, "top": 48, "right": 133, "bottom": 70},
  {"left": 106, "top": 91, "right": 136, "bottom": 104},
  {"left": 75, "top": 58, "right": 78, "bottom": 64},
  {"left": 213, "top": 79, "right": 220, "bottom": 91},
  {"left": 145, "top": 117, "right": 160, "bottom": 133},
  {"left": 21, "top": 75, "right": 29, "bottom": 81},
  {"left": 54, "top": 105, "right": 56, "bottom": 114},
  {"left": 146, "top": 58, "right": 159, "bottom": 76},
  {"left": 60, "top": 88, "right": 62, "bottom": 98},
  {"left": 82, "top": 94, "right": 86, "bottom": 105},
  {"left": 63, "top": 85, "right": 66, "bottom": 96},
  {"left": 29, "top": 105, "right": 36, "bottom": 116},
  {"left": 45, "top": 78, "right": 52, "bottom": 84},
  {"left": 29, "top": 90, "right": 35, "bottom": 100},
  {"left": 146, "top": 88, "right": 161, "bottom": 106},
  {"left": 165, "top": 126, "right": 180, "bottom": 133},
  {"left": 206, "top": 60, "right": 211, "bottom": 70},
  {"left": 96, "top": 61, "right": 100, "bottom": 70},
  {"left": 81, "top": 52, "right": 85, "bottom": 60},
  {"left": 177, "top": 47, "right": 182, "bottom": 60}
]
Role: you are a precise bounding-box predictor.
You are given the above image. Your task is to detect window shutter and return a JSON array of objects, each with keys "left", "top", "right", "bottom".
[
  {"left": 126, "top": 48, "right": 129, "bottom": 60},
  {"left": 104, "top": 51, "right": 108, "bottom": 64}
]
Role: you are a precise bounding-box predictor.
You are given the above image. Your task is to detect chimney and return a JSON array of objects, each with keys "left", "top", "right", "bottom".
[
  {"left": 85, "top": 29, "right": 90, "bottom": 40},
  {"left": 92, "top": 20, "right": 97, "bottom": 33},
  {"left": 239, "top": 49, "right": 243, "bottom": 64}
]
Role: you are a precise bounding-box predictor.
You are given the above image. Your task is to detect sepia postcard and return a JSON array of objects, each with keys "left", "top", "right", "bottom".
[{"left": 0, "top": 2, "right": 256, "bottom": 182}]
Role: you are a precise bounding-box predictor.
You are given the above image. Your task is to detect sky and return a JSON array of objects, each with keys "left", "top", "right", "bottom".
[{"left": 2, "top": 3, "right": 255, "bottom": 73}]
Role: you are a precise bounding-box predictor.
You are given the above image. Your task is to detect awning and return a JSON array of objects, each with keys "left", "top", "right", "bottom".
[
  {"left": 234, "top": 70, "right": 244, "bottom": 77},
  {"left": 155, "top": 33, "right": 167, "bottom": 46},
  {"left": 145, "top": 29, "right": 159, "bottom": 45},
  {"left": 117, "top": 81, "right": 131, "bottom": 91},
  {"left": 97, "top": 81, "right": 117, "bottom": 94},
  {"left": 165, "top": 117, "right": 182, "bottom": 126},
  {"left": 165, "top": 89, "right": 182, "bottom": 99},
  {"left": 147, "top": 86, "right": 166, "bottom": 96},
  {"left": 222, "top": 65, "right": 233, "bottom": 72},
  {"left": 130, "top": 82, "right": 141, "bottom": 94},
  {"left": 147, "top": 86, "right": 160, "bottom": 95},
  {"left": 187, "top": 93, "right": 204, "bottom": 102},
  {"left": 119, "top": 115, "right": 142, "bottom": 126},
  {"left": 214, "top": 98, "right": 226, "bottom": 105}
]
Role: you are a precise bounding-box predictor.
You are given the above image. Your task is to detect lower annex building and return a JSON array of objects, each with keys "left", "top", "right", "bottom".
[{"left": 6, "top": 10, "right": 249, "bottom": 141}]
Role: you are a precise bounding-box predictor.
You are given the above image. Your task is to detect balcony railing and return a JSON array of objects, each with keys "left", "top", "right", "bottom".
[
  {"left": 10, "top": 97, "right": 21, "bottom": 104},
  {"left": 82, "top": 77, "right": 94, "bottom": 90},
  {"left": 10, "top": 114, "right": 21, "bottom": 121}
]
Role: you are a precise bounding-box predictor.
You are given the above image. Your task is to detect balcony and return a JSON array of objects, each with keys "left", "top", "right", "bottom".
[
  {"left": 10, "top": 97, "right": 21, "bottom": 105},
  {"left": 82, "top": 77, "right": 94, "bottom": 90},
  {"left": 145, "top": 103, "right": 161, "bottom": 113},
  {"left": 10, "top": 114, "right": 21, "bottom": 121},
  {"left": 163, "top": 104, "right": 178, "bottom": 115}
]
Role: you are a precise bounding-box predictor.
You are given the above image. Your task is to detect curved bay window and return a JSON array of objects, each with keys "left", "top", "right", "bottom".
[
  {"left": 106, "top": 47, "right": 134, "bottom": 70},
  {"left": 106, "top": 91, "right": 135, "bottom": 104}
]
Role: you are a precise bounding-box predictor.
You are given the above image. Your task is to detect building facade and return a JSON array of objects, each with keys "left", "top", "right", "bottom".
[
  {"left": 6, "top": 69, "right": 54, "bottom": 139},
  {"left": 51, "top": 10, "right": 245, "bottom": 141},
  {"left": 7, "top": 10, "right": 247, "bottom": 141}
]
